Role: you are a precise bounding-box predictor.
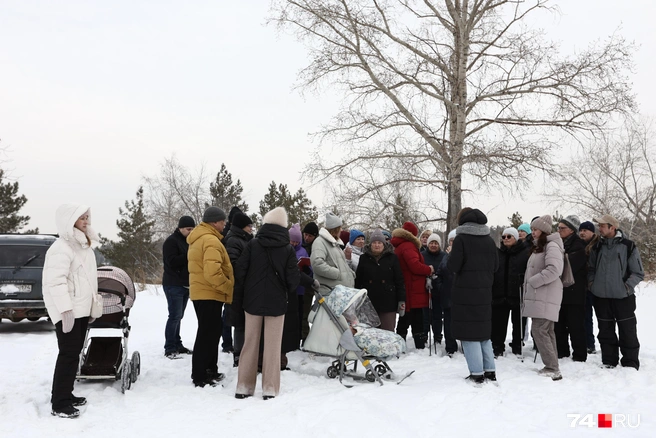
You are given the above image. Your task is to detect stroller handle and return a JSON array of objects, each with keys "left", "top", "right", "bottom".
[{"left": 98, "top": 287, "right": 127, "bottom": 306}]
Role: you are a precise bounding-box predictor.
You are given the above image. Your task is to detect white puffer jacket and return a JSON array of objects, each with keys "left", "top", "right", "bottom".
[{"left": 42, "top": 204, "right": 103, "bottom": 324}]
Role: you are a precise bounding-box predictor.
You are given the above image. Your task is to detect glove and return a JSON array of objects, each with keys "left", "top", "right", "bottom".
[
  {"left": 312, "top": 279, "right": 320, "bottom": 291},
  {"left": 61, "top": 310, "right": 74, "bottom": 334},
  {"left": 426, "top": 276, "right": 433, "bottom": 291}
]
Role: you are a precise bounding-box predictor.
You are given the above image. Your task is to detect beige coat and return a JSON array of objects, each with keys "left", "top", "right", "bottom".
[{"left": 522, "top": 233, "right": 564, "bottom": 322}]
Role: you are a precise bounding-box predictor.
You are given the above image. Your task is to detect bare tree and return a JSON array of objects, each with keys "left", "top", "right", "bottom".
[
  {"left": 554, "top": 118, "right": 656, "bottom": 274},
  {"left": 270, "top": 0, "right": 636, "bottom": 229},
  {"left": 142, "top": 155, "right": 211, "bottom": 238}
]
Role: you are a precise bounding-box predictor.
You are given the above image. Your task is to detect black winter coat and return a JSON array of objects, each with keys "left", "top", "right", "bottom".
[
  {"left": 223, "top": 227, "right": 253, "bottom": 265},
  {"left": 436, "top": 254, "right": 454, "bottom": 309},
  {"left": 233, "top": 224, "right": 300, "bottom": 319},
  {"left": 355, "top": 243, "right": 406, "bottom": 313},
  {"left": 492, "top": 241, "right": 530, "bottom": 306},
  {"left": 562, "top": 233, "right": 588, "bottom": 305},
  {"left": 447, "top": 210, "right": 499, "bottom": 341},
  {"left": 162, "top": 229, "right": 190, "bottom": 287},
  {"left": 423, "top": 248, "right": 447, "bottom": 307}
]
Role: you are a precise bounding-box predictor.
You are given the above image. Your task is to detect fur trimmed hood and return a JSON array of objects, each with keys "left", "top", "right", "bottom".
[
  {"left": 262, "top": 207, "right": 288, "bottom": 228},
  {"left": 391, "top": 228, "right": 421, "bottom": 249}
]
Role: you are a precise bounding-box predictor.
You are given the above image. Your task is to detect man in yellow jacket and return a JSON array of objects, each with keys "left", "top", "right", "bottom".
[{"left": 187, "top": 206, "right": 234, "bottom": 387}]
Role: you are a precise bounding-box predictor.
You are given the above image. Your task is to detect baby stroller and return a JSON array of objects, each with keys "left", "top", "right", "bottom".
[
  {"left": 302, "top": 285, "right": 412, "bottom": 386},
  {"left": 76, "top": 266, "right": 140, "bottom": 394}
]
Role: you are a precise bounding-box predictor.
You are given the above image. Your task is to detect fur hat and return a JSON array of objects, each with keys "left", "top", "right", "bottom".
[
  {"left": 302, "top": 221, "right": 319, "bottom": 236},
  {"left": 369, "top": 229, "right": 386, "bottom": 244},
  {"left": 325, "top": 212, "right": 342, "bottom": 229},
  {"left": 502, "top": 227, "right": 519, "bottom": 241},
  {"left": 560, "top": 215, "right": 581, "bottom": 233},
  {"left": 518, "top": 223, "right": 531, "bottom": 235},
  {"left": 402, "top": 221, "right": 419, "bottom": 237},
  {"left": 289, "top": 223, "right": 302, "bottom": 243},
  {"left": 177, "top": 215, "right": 195, "bottom": 229},
  {"left": 203, "top": 206, "right": 227, "bottom": 223},
  {"left": 447, "top": 229, "right": 457, "bottom": 242},
  {"left": 349, "top": 229, "right": 365, "bottom": 245},
  {"left": 579, "top": 221, "right": 595, "bottom": 233},
  {"left": 531, "top": 215, "right": 553, "bottom": 235},
  {"left": 262, "top": 207, "right": 288, "bottom": 227},
  {"left": 427, "top": 233, "right": 442, "bottom": 247},
  {"left": 228, "top": 206, "right": 243, "bottom": 223},
  {"left": 232, "top": 212, "right": 253, "bottom": 229}
]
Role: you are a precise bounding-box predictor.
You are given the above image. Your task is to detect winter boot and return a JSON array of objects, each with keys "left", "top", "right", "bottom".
[
  {"left": 465, "top": 374, "right": 485, "bottom": 385},
  {"left": 413, "top": 333, "right": 427, "bottom": 350},
  {"left": 484, "top": 371, "right": 497, "bottom": 381},
  {"left": 51, "top": 405, "right": 80, "bottom": 418},
  {"left": 71, "top": 395, "right": 87, "bottom": 407}
]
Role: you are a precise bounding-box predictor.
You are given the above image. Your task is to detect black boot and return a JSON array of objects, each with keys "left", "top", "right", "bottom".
[
  {"left": 413, "top": 334, "right": 427, "bottom": 350},
  {"left": 52, "top": 405, "right": 80, "bottom": 418},
  {"left": 484, "top": 371, "right": 497, "bottom": 381},
  {"left": 465, "top": 374, "right": 485, "bottom": 384}
]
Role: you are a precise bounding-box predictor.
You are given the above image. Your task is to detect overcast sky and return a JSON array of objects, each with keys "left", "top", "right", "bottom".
[{"left": 1, "top": 0, "right": 654, "bottom": 239}]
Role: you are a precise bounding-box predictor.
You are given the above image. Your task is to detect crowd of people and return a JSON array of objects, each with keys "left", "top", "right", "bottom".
[{"left": 39, "top": 202, "right": 646, "bottom": 417}]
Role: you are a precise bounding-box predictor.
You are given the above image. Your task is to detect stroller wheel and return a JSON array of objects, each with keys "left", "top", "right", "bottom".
[
  {"left": 365, "top": 370, "right": 376, "bottom": 383},
  {"left": 375, "top": 364, "right": 388, "bottom": 378},
  {"left": 130, "top": 351, "right": 141, "bottom": 383},
  {"left": 326, "top": 366, "right": 339, "bottom": 379},
  {"left": 121, "top": 359, "right": 132, "bottom": 394}
]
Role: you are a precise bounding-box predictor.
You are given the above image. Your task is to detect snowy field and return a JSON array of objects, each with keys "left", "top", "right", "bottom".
[{"left": 1, "top": 284, "right": 654, "bottom": 438}]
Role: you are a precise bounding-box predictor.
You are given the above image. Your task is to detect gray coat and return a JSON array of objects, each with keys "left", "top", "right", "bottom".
[
  {"left": 522, "top": 233, "right": 564, "bottom": 322},
  {"left": 310, "top": 227, "right": 355, "bottom": 296},
  {"left": 588, "top": 230, "right": 644, "bottom": 299}
]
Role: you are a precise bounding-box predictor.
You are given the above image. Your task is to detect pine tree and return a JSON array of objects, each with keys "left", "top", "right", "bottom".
[
  {"left": 508, "top": 212, "right": 523, "bottom": 228},
  {"left": 0, "top": 168, "right": 35, "bottom": 233},
  {"left": 258, "top": 182, "right": 318, "bottom": 227},
  {"left": 209, "top": 164, "right": 248, "bottom": 213},
  {"left": 100, "top": 187, "right": 160, "bottom": 284}
]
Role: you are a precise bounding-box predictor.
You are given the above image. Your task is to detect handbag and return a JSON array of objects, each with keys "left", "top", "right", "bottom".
[{"left": 561, "top": 253, "right": 575, "bottom": 288}]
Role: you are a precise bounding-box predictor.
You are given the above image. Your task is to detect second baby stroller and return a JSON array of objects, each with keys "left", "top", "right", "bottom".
[
  {"left": 303, "top": 285, "right": 412, "bottom": 386},
  {"left": 76, "top": 266, "right": 140, "bottom": 393}
]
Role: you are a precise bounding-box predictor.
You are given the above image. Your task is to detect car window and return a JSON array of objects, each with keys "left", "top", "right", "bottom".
[{"left": 0, "top": 246, "right": 49, "bottom": 268}]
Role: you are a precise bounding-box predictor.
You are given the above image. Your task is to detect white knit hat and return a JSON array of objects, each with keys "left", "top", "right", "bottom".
[
  {"left": 502, "top": 227, "right": 519, "bottom": 241},
  {"left": 427, "top": 233, "right": 442, "bottom": 247}
]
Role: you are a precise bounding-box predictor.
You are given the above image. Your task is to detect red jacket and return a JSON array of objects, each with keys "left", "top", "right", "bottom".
[{"left": 391, "top": 228, "right": 432, "bottom": 310}]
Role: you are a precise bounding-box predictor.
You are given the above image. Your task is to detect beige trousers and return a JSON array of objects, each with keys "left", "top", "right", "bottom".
[{"left": 236, "top": 312, "right": 285, "bottom": 397}]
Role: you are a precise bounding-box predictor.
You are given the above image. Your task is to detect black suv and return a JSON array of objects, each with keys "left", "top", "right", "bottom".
[{"left": 0, "top": 234, "right": 57, "bottom": 322}]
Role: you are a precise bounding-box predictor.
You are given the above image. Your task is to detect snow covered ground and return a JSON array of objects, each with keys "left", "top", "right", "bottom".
[{"left": 1, "top": 283, "right": 654, "bottom": 438}]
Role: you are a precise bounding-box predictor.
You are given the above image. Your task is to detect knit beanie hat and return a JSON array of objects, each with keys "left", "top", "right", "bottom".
[
  {"left": 262, "top": 207, "right": 288, "bottom": 227},
  {"left": 579, "top": 221, "right": 595, "bottom": 233},
  {"left": 381, "top": 230, "right": 392, "bottom": 241},
  {"left": 289, "top": 223, "right": 302, "bottom": 243},
  {"left": 448, "top": 229, "right": 457, "bottom": 241},
  {"left": 178, "top": 215, "right": 196, "bottom": 229},
  {"left": 502, "top": 227, "right": 519, "bottom": 241},
  {"left": 339, "top": 230, "right": 350, "bottom": 246},
  {"left": 349, "top": 229, "right": 365, "bottom": 245},
  {"left": 427, "top": 233, "right": 442, "bottom": 247},
  {"left": 203, "top": 206, "right": 227, "bottom": 223},
  {"left": 517, "top": 223, "right": 531, "bottom": 235},
  {"left": 560, "top": 215, "right": 581, "bottom": 233},
  {"left": 325, "top": 212, "right": 343, "bottom": 229},
  {"left": 369, "top": 229, "right": 385, "bottom": 244},
  {"left": 302, "top": 221, "right": 319, "bottom": 236},
  {"left": 232, "top": 212, "right": 253, "bottom": 229},
  {"left": 531, "top": 215, "right": 553, "bottom": 234},
  {"left": 402, "top": 221, "right": 419, "bottom": 237}
]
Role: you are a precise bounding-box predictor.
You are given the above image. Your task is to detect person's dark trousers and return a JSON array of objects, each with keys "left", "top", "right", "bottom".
[
  {"left": 51, "top": 317, "right": 88, "bottom": 410},
  {"left": 221, "top": 305, "right": 233, "bottom": 351},
  {"left": 443, "top": 307, "right": 458, "bottom": 354},
  {"left": 491, "top": 303, "right": 524, "bottom": 355},
  {"left": 585, "top": 291, "right": 596, "bottom": 351},
  {"left": 594, "top": 295, "right": 640, "bottom": 370},
  {"left": 301, "top": 289, "right": 314, "bottom": 342},
  {"left": 429, "top": 292, "right": 443, "bottom": 343},
  {"left": 163, "top": 285, "right": 189, "bottom": 354},
  {"left": 396, "top": 308, "right": 426, "bottom": 348},
  {"left": 192, "top": 300, "right": 223, "bottom": 382},
  {"left": 555, "top": 304, "right": 587, "bottom": 361}
]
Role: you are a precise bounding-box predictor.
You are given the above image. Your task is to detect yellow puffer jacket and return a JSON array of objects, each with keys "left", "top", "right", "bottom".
[{"left": 187, "top": 222, "right": 234, "bottom": 303}]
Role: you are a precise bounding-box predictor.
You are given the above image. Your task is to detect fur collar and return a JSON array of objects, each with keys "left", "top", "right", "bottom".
[
  {"left": 456, "top": 222, "right": 490, "bottom": 236},
  {"left": 392, "top": 228, "right": 421, "bottom": 249},
  {"left": 363, "top": 241, "right": 395, "bottom": 257}
]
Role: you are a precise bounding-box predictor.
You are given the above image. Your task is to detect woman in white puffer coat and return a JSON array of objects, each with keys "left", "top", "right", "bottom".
[{"left": 42, "top": 203, "right": 103, "bottom": 418}]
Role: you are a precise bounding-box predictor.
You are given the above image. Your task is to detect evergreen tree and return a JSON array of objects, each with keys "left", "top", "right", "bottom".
[
  {"left": 508, "top": 212, "right": 523, "bottom": 228},
  {"left": 0, "top": 168, "right": 35, "bottom": 233},
  {"left": 209, "top": 164, "right": 248, "bottom": 213},
  {"left": 258, "top": 182, "right": 318, "bottom": 227},
  {"left": 100, "top": 187, "right": 160, "bottom": 283}
]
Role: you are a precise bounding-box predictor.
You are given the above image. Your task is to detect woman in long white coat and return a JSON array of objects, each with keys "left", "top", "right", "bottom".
[{"left": 42, "top": 204, "right": 103, "bottom": 418}]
